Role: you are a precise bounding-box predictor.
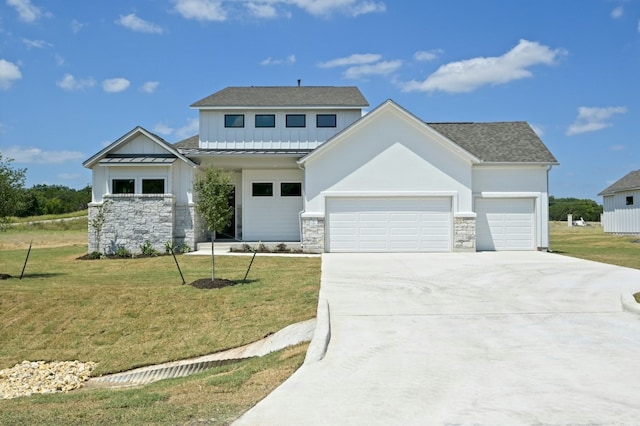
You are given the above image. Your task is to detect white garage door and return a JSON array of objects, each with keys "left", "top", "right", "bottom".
[
  {"left": 476, "top": 198, "right": 535, "bottom": 251},
  {"left": 326, "top": 197, "right": 452, "bottom": 252}
]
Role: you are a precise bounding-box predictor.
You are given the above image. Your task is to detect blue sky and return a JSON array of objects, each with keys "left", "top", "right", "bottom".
[{"left": 1, "top": 0, "right": 638, "bottom": 201}]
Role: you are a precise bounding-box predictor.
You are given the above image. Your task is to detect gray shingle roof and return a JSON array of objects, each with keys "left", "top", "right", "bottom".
[
  {"left": 191, "top": 86, "right": 369, "bottom": 108},
  {"left": 598, "top": 170, "right": 640, "bottom": 196},
  {"left": 173, "top": 135, "right": 198, "bottom": 150},
  {"left": 428, "top": 122, "right": 558, "bottom": 163}
]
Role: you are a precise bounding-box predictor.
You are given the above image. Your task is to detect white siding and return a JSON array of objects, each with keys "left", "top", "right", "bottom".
[
  {"left": 602, "top": 191, "right": 640, "bottom": 233},
  {"left": 242, "top": 169, "right": 303, "bottom": 241},
  {"left": 113, "top": 134, "right": 170, "bottom": 155},
  {"left": 199, "top": 109, "right": 362, "bottom": 150}
]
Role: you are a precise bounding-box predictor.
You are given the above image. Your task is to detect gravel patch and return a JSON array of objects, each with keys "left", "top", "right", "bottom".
[{"left": 0, "top": 360, "right": 96, "bottom": 399}]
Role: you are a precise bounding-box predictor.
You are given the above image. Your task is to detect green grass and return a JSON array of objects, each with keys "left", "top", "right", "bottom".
[
  {"left": 549, "top": 221, "right": 640, "bottom": 269},
  {"left": 0, "top": 222, "right": 321, "bottom": 424}
]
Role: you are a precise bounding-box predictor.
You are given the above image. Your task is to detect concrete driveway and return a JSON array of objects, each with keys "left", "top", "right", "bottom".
[{"left": 235, "top": 252, "right": 640, "bottom": 425}]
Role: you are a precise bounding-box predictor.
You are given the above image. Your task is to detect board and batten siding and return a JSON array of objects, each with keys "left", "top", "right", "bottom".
[
  {"left": 198, "top": 109, "right": 362, "bottom": 150},
  {"left": 602, "top": 191, "right": 640, "bottom": 233},
  {"left": 241, "top": 169, "right": 304, "bottom": 241}
]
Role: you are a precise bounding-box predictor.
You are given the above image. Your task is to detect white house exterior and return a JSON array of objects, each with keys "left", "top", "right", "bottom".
[
  {"left": 599, "top": 170, "right": 640, "bottom": 234},
  {"left": 83, "top": 86, "right": 558, "bottom": 254}
]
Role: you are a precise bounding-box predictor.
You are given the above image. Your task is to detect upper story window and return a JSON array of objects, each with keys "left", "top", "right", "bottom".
[
  {"left": 626, "top": 196, "right": 634, "bottom": 206},
  {"left": 113, "top": 179, "right": 135, "bottom": 194},
  {"left": 316, "top": 114, "right": 337, "bottom": 128},
  {"left": 225, "top": 114, "right": 244, "bottom": 128},
  {"left": 286, "top": 114, "right": 306, "bottom": 128},
  {"left": 255, "top": 114, "right": 275, "bottom": 128},
  {"left": 142, "top": 179, "right": 165, "bottom": 194}
]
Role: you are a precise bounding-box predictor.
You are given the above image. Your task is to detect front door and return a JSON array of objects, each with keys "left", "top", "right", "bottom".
[{"left": 217, "top": 187, "right": 235, "bottom": 240}]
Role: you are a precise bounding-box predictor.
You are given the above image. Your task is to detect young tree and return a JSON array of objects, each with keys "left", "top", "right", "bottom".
[
  {"left": 193, "top": 167, "right": 233, "bottom": 281},
  {"left": 0, "top": 153, "right": 26, "bottom": 230}
]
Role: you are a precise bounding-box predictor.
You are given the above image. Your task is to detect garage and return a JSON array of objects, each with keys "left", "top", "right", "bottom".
[
  {"left": 475, "top": 198, "right": 535, "bottom": 251},
  {"left": 326, "top": 197, "right": 452, "bottom": 252}
]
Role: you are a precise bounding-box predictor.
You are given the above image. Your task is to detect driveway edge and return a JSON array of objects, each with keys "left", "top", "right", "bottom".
[
  {"left": 621, "top": 293, "right": 640, "bottom": 315},
  {"left": 304, "top": 298, "right": 331, "bottom": 365}
]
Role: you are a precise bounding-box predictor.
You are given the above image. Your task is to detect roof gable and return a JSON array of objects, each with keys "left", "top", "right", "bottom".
[
  {"left": 83, "top": 126, "right": 197, "bottom": 168},
  {"left": 598, "top": 170, "right": 640, "bottom": 196},
  {"left": 191, "top": 86, "right": 369, "bottom": 109}
]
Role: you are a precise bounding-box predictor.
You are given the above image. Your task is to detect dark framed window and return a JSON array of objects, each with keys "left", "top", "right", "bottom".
[
  {"left": 626, "top": 196, "right": 634, "bottom": 206},
  {"left": 224, "top": 114, "right": 244, "bottom": 128},
  {"left": 286, "top": 114, "right": 306, "bottom": 128},
  {"left": 281, "top": 182, "right": 302, "bottom": 197},
  {"left": 112, "top": 179, "right": 135, "bottom": 194},
  {"left": 142, "top": 179, "right": 165, "bottom": 194},
  {"left": 252, "top": 182, "right": 273, "bottom": 197},
  {"left": 316, "top": 114, "right": 337, "bottom": 128},
  {"left": 255, "top": 114, "right": 275, "bottom": 128}
]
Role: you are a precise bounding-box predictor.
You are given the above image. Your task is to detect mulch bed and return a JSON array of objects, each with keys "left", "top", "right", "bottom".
[
  {"left": 0, "top": 274, "right": 12, "bottom": 280},
  {"left": 189, "top": 278, "right": 239, "bottom": 289}
]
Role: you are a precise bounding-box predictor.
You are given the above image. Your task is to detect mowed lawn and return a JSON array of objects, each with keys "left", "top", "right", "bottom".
[{"left": 0, "top": 219, "right": 321, "bottom": 425}]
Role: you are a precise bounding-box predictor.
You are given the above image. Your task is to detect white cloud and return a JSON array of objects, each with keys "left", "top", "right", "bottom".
[
  {"left": 153, "top": 123, "right": 174, "bottom": 136},
  {"left": 319, "top": 53, "right": 381, "bottom": 68},
  {"left": 287, "top": 0, "right": 385, "bottom": 17},
  {"left": 344, "top": 60, "right": 402, "bottom": 79},
  {"left": 3, "top": 146, "right": 85, "bottom": 164},
  {"left": 22, "top": 38, "right": 52, "bottom": 49},
  {"left": 566, "top": 106, "right": 627, "bottom": 136},
  {"left": 175, "top": 117, "right": 199, "bottom": 139},
  {"left": 414, "top": 50, "right": 442, "bottom": 62},
  {"left": 116, "top": 13, "right": 163, "bottom": 34},
  {"left": 174, "top": 0, "right": 227, "bottom": 22},
  {"left": 6, "top": 0, "right": 50, "bottom": 23},
  {"left": 71, "top": 19, "right": 86, "bottom": 33},
  {"left": 0, "top": 59, "right": 22, "bottom": 90},
  {"left": 611, "top": 144, "right": 625, "bottom": 151},
  {"left": 102, "top": 78, "right": 130, "bottom": 93},
  {"left": 611, "top": 6, "right": 624, "bottom": 19},
  {"left": 56, "top": 74, "right": 96, "bottom": 91},
  {"left": 140, "top": 81, "right": 159, "bottom": 93},
  {"left": 401, "top": 39, "right": 566, "bottom": 94},
  {"left": 54, "top": 54, "right": 65, "bottom": 66},
  {"left": 261, "top": 54, "right": 296, "bottom": 65},
  {"left": 246, "top": 2, "right": 279, "bottom": 18}
]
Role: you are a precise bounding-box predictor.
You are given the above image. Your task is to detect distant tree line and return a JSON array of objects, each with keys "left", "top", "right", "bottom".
[
  {"left": 549, "top": 196, "right": 603, "bottom": 222},
  {"left": 17, "top": 184, "right": 91, "bottom": 217}
]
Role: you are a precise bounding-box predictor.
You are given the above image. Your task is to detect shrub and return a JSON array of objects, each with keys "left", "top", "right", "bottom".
[
  {"left": 88, "top": 251, "right": 102, "bottom": 260},
  {"left": 140, "top": 241, "right": 160, "bottom": 257},
  {"left": 115, "top": 246, "right": 132, "bottom": 258}
]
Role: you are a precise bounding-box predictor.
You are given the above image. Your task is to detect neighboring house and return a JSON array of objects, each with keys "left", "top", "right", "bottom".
[
  {"left": 598, "top": 170, "right": 640, "bottom": 234},
  {"left": 83, "top": 85, "right": 558, "bottom": 254}
]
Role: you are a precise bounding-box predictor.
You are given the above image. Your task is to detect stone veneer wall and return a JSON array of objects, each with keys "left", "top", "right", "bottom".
[
  {"left": 88, "top": 195, "right": 174, "bottom": 255},
  {"left": 453, "top": 215, "right": 476, "bottom": 252},
  {"left": 174, "top": 203, "right": 201, "bottom": 251},
  {"left": 301, "top": 216, "right": 325, "bottom": 253}
]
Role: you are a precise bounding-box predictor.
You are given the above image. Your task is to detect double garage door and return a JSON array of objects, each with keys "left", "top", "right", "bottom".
[
  {"left": 475, "top": 198, "right": 535, "bottom": 251},
  {"left": 326, "top": 197, "right": 452, "bottom": 252}
]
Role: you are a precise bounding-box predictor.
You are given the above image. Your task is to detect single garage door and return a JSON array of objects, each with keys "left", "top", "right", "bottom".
[
  {"left": 476, "top": 198, "right": 535, "bottom": 251},
  {"left": 326, "top": 197, "right": 452, "bottom": 252}
]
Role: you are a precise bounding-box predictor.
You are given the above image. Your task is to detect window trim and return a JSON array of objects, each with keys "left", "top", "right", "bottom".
[
  {"left": 316, "top": 114, "right": 337, "bottom": 128},
  {"left": 281, "top": 182, "right": 302, "bottom": 197},
  {"left": 285, "top": 114, "right": 306, "bottom": 128},
  {"left": 142, "top": 178, "right": 165, "bottom": 194},
  {"left": 255, "top": 114, "right": 276, "bottom": 128},
  {"left": 224, "top": 114, "right": 245, "bottom": 128},
  {"left": 252, "top": 182, "right": 274, "bottom": 197},
  {"left": 112, "top": 178, "right": 135, "bottom": 194}
]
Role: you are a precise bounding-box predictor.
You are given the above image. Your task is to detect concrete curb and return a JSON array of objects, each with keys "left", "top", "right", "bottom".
[
  {"left": 304, "top": 298, "right": 331, "bottom": 365},
  {"left": 88, "top": 319, "right": 316, "bottom": 388},
  {"left": 621, "top": 293, "right": 640, "bottom": 315}
]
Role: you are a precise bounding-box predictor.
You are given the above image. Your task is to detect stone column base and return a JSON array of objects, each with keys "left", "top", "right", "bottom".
[
  {"left": 453, "top": 214, "right": 476, "bottom": 252},
  {"left": 301, "top": 215, "right": 325, "bottom": 253}
]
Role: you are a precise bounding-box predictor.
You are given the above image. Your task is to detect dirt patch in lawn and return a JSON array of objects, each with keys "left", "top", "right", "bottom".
[{"left": 189, "top": 278, "right": 239, "bottom": 289}]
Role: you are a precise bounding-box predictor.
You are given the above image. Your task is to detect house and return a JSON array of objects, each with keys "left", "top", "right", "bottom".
[
  {"left": 83, "top": 85, "right": 558, "bottom": 254},
  {"left": 598, "top": 170, "right": 640, "bottom": 234}
]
